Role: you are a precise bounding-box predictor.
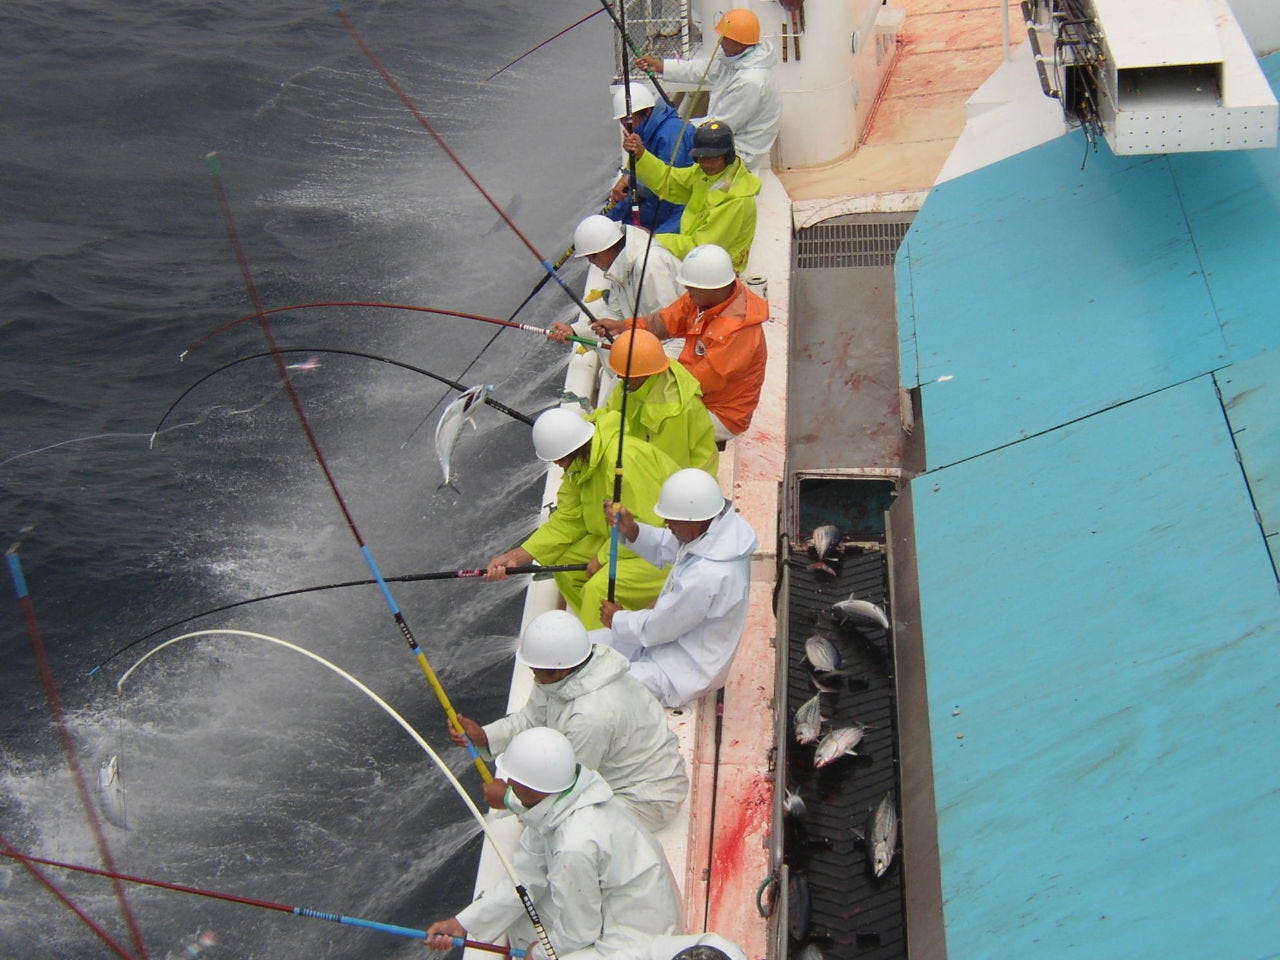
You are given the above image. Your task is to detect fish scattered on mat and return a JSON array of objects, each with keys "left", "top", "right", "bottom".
[
  {"left": 793, "top": 692, "right": 826, "bottom": 745},
  {"left": 813, "top": 725, "right": 868, "bottom": 768},
  {"left": 97, "top": 755, "right": 129, "bottom": 830},
  {"left": 804, "top": 634, "right": 849, "bottom": 674},
  {"left": 435, "top": 384, "right": 492, "bottom": 492},
  {"left": 809, "top": 523, "right": 841, "bottom": 575},
  {"left": 867, "top": 791, "right": 899, "bottom": 878},
  {"left": 832, "top": 595, "right": 889, "bottom": 630}
]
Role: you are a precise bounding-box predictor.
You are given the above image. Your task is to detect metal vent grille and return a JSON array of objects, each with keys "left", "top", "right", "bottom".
[{"left": 796, "top": 218, "right": 913, "bottom": 269}]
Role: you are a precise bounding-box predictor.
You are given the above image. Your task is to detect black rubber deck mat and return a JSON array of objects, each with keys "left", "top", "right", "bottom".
[{"left": 784, "top": 545, "right": 905, "bottom": 960}]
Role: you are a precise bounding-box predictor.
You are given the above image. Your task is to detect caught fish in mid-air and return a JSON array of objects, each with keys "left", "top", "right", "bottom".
[
  {"left": 813, "top": 725, "right": 868, "bottom": 768},
  {"left": 867, "top": 792, "right": 899, "bottom": 878},
  {"left": 832, "top": 595, "right": 890, "bottom": 630},
  {"left": 794, "top": 693, "right": 826, "bottom": 745},
  {"left": 285, "top": 357, "right": 321, "bottom": 371},
  {"left": 435, "top": 384, "right": 492, "bottom": 492},
  {"left": 809, "top": 523, "right": 841, "bottom": 576},
  {"left": 97, "top": 755, "right": 129, "bottom": 829}
]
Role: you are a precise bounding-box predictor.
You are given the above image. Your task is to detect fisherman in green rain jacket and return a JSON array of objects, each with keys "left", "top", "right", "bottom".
[
  {"left": 485, "top": 407, "right": 677, "bottom": 629},
  {"left": 601, "top": 328, "right": 718, "bottom": 475}
]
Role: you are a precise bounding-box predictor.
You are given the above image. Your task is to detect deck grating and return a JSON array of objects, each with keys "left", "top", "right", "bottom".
[{"left": 783, "top": 546, "right": 906, "bottom": 960}]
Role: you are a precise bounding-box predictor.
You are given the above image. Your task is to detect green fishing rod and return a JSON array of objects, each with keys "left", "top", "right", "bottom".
[
  {"left": 331, "top": 3, "right": 606, "bottom": 339},
  {"left": 86, "top": 564, "right": 588, "bottom": 678},
  {"left": 599, "top": 1, "right": 675, "bottom": 106},
  {"left": 203, "top": 153, "right": 493, "bottom": 785},
  {"left": 182, "top": 300, "right": 597, "bottom": 360},
  {"left": 0, "top": 847, "right": 528, "bottom": 957}
]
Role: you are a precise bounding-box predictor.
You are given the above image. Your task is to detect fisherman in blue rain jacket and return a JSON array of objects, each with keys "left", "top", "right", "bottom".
[{"left": 605, "top": 82, "right": 694, "bottom": 235}]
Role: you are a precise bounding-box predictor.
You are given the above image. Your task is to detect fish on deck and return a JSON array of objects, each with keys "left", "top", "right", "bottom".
[
  {"left": 831, "top": 595, "right": 889, "bottom": 630},
  {"left": 435, "top": 384, "right": 493, "bottom": 492},
  {"left": 867, "top": 791, "right": 899, "bottom": 878},
  {"left": 793, "top": 692, "right": 826, "bottom": 745},
  {"left": 97, "top": 755, "right": 128, "bottom": 830},
  {"left": 813, "top": 724, "right": 868, "bottom": 768},
  {"left": 808, "top": 523, "right": 842, "bottom": 576}
]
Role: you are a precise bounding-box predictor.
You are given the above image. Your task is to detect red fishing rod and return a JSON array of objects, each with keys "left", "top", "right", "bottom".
[
  {"left": 331, "top": 3, "right": 606, "bottom": 338},
  {"left": 202, "top": 153, "right": 493, "bottom": 786},
  {"left": 0, "top": 845, "right": 526, "bottom": 956},
  {"left": 181, "top": 300, "right": 597, "bottom": 360},
  {"left": 5, "top": 549, "right": 151, "bottom": 960}
]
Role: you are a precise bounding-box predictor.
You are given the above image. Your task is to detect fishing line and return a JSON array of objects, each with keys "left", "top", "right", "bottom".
[
  {"left": 203, "top": 154, "right": 493, "bottom": 786},
  {"left": 151, "top": 347, "right": 535, "bottom": 450},
  {"left": 0, "top": 832, "right": 137, "bottom": 960},
  {"left": 330, "top": 2, "right": 603, "bottom": 332},
  {"left": 5, "top": 548, "right": 152, "bottom": 960},
  {"left": 181, "top": 299, "right": 597, "bottom": 359},
  {"left": 483, "top": 7, "right": 605, "bottom": 83},
  {"left": 87, "top": 564, "right": 588, "bottom": 678},
  {"left": 117, "top": 628, "right": 559, "bottom": 960}
]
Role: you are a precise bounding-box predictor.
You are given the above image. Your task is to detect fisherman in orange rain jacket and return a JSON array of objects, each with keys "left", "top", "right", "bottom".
[{"left": 630, "top": 243, "right": 767, "bottom": 441}]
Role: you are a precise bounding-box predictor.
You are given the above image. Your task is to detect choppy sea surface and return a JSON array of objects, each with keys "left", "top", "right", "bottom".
[{"left": 0, "top": 2, "right": 615, "bottom": 956}]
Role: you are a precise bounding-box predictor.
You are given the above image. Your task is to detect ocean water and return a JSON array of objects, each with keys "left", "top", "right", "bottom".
[{"left": 0, "top": 2, "right": 615, "bottom": 957}]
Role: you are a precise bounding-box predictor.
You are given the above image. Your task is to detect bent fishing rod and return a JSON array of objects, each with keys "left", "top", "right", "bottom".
[
  {"left": 117, "top": 628, "right": 560, "bottom": 960},
  {"left": 599, "top": 1, "right": 675, "bottom": 106},
  {"left": 203, "top": 154, "right": 492, "bottom": 785},
  {"left": 87, "top": 563, "right": 588, "bottom": 677},
  {"left": 483, "top": 7, "right": 605, "bottom": 83},
  {"left": 182, "top": 300, "right": 597, "bottom": 360},
  {"left": 151, "top": 347, "right": 535, "bottom": 446},
  {"left": 331, "top": 3, "right": 607, "bottom": 339},
  {"left": 0, "top": 849, "right": 526, "bottom": 957}
]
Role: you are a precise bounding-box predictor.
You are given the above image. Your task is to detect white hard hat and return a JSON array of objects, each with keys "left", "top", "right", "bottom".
[
  {"left": 531, "top": 408, "right": 595, "bottom": 462},
  {"left": 612, "top": 82, "right": 657, "bottom": 120},
  {"left": 496, "top": 727, "right": 578, "bottom": 794},
  {"left": 516, "top": 610, "right": 592, "bottom": 670},
  {"left": 573, "top": 215, "right": 624, "bottom": 258},
  {"left": 677, "top": 244, "right": 736, "bottom": 289},
  {"left": 655, "top": 468, "right": 725, "bottom": 521}
]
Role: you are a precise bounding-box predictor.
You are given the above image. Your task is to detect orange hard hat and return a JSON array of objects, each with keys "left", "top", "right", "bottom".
[
  {"left": 716, "top": 9, "right": 761, "bottom": 46},
  {"left": 608, "top": 328, "right": 670, "bottom": 378}
]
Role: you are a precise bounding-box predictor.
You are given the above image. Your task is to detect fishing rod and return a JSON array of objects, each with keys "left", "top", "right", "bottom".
[
  {"left": 598, "top": 1, "right": 675, "bottom": 106},
  {"left": 87, "top": 564, "right": 588, "bottom": 678},
  {"left": 151, "top": 347, "right": 535, "bottom": 447},
  {"left": 182, "top": 300, "right": 597, "bottom": 360},
  {"left": 117, "top": 628, "right": 560, "bottom": 960},
  {"left": 331, "top": 3, "right": 605, "bottom": 337},
  {"left": 619, "top": 0, "right": 641, "bottom": 228},
  {"left": 203, "top": 154, "right": 493, "bottom": 786},
  {"left": 5, "top": 549, "right": 152, "bottom": 960},
  {"left": 484, "top": 7, "right": 605, "bottom": 83},
  {"left": 0, "top": 849, "right": 528, "bottom": 956},
  {"left": 0, "top": 832, "right": 137, "bottom": 960}
]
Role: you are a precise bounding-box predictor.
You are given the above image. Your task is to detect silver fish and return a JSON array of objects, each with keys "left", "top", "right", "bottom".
[
  {"left": 804, "top": 634, "right": 846, "bottom": 673},
  {"left": 783, "top": 788, "right": 807, "bottom": 818},
  {"left": 868, "top": 792, "right": 899, "bottom": 878},
  {"left": 813, "top": 725, "right": 867, "bottom": 768},
  {"left": 832, "top": 596, "right": 890, "bottom": 630},
  {"left": 809, "top": 524, "right": 841, "bottom": 575},
  {"left": 435, "top": 384, "right": 492, "bottom": 491},
  {"left": 97, "top": 755, "right": 128, "bottom": 829},
  {"left": 794, "top": 693, "right": 826, "bottom": 745},
  {"left": 796, "top": 945, "right": 824, "bottom": 960}
]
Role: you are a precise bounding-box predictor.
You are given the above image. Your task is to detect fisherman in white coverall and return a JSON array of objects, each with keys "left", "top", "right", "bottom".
[
  {"left": 613, "top": 934, "right": 748, "bottom": 960},
  {"left": 634, "top": 8, "right": 781, "bottom": 172},
  {"left": 595, "top": 468, "right": 757, "bottom": 708},
  {"left": 425, "top": 728, "right": 681, "bottom": 960},
  {"left": 448, "top": 609, "right": 688, "bottom": 830}
]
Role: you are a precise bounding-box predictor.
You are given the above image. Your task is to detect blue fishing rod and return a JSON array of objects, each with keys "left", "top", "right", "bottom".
[
  {"left": 202, "top": 153, "right": 494, "bottom": 785},
  {"left": 0, "top": 846, "right": 526, "bottom": 957}
]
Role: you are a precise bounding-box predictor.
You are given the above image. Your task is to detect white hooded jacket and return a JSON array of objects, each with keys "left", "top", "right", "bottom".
[
  {"left": 595, "top": 502, "right": 757, "bottom": 707},
  {"left": 661, "top": 41, "right": 782, "bottom": 170},
  {"left": 598, "top": 225, "right": 684, "bottom": 324},
  {"left": 456, "top": 767, "right": 681, "bottom": 960},
  {"left": 482, "top": 644, "right": 689, "bottom": 829}
]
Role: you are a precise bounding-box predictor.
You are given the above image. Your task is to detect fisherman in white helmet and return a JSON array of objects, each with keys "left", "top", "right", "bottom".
[
  {"left": 546, "top": 214, "right": 682, "bottom": 351},
  {"left": 425, "top": 727, "right": 682, "bottom": 960},
  {"left": 447, "top": 609, "right": 688, "bottom": 830},
  {"left": 484, "top": 407, "right": 678, "bottom": 629},
  {"left": 593, "top": 468, "right": 758, "bottom": 708},
  {"left": 635, "top": 9, "right": 781, "bottom": 172},
  {"left": 604, "top": 81, "right": 695, "bottom": 233}
]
